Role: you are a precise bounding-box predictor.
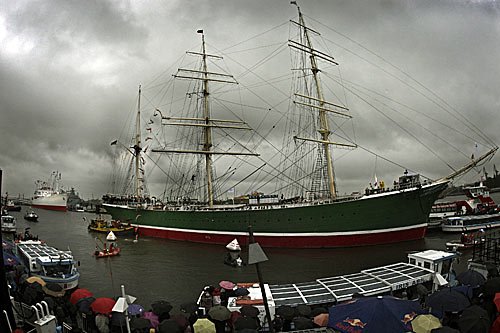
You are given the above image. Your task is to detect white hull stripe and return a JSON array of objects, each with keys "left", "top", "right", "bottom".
[{"left": 133, "top": 223, "right": 428, "bottom": 237}]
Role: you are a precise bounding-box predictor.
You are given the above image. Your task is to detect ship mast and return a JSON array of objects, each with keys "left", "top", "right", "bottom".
[
  {"left": 134, "top": 85, "right": 143, "bottom": 201},
  {"left": 201, "top": 33, "right": 215, "bottom": 207},
  {"left": 290, "top": 2, "right": 356, "bottom": 199},
  {"left": 152, "top": 30, "right": 259, "bottom": 208}
]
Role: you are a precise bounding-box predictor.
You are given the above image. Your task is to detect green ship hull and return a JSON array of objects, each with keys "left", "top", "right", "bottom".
[{"left": 103, "top": 181, "right": 448, "bottom": 248}]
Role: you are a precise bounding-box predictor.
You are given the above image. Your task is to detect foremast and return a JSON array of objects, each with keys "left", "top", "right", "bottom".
[
  {"left": 290, "top": 2, "right": 356, "bottom": 199},
  {"left": 152, "top": 30, "right": 259, "bottom": 208}
]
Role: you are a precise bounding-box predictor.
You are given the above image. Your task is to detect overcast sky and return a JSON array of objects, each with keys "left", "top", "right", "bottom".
[{"left": 1, "top": 0, "right": 499, "bottom": 199}]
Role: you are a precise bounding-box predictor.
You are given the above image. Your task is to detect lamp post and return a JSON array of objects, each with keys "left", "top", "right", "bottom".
[{"left": 247, "top": 225, "right": 274, "bottom": 333}]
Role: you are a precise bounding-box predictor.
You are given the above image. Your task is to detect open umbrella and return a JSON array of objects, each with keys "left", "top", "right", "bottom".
[
  {"left": 76, "top": 296, "right": 95, "bottom": 313},
  {"left": 131, "top": 317, "right": 152, "bottom": 332},
  {"left": 239, "top": 305, "right": 260, "bottom": 318},
  {"left": 276, "top": 305, "right": 295, "bottom": 320},
  {"left": 91, "top": 297, "right": 116, "bottom": 315},
  {"left": 457, "top": 270, "right": 486, "bottom": 287},
  {"left": 295, "top": 304, "right": 312, "bottom": 317},
  {"left": 313, "top": 313, "right": 329, "bottom": 327},
  {"left": 328, "top": 296, "right": 423, "bottom": 333},
  {"left": 458, "top": 305, "right": 490, "bottom": 333},
  {"left": 427, "top": 288, "right": 470, "bottom": 318},
  {"left": 193, "top": 318, "right": 216, "bottom": 333},
  {"left": 219, "top": 280, "right": 235, "bottom": 290},
  {"left": 128, "top": 303, "right": 145, "bottom": 316},
  {"left": 411, "top": 314, "right": 442, "bottom": 333},
  {"left": 234, "top": 316, "right": 259, "bottom": 331},
  {"left": 70, "top": 288, "right": 94, "bottom": 305},
  {"left": 143, "top": 311, "right": 160, "bottom": 329},
  {"left": 171, "top": 313, "right": 189, "bottom": 331},
  {"left": 43, "top": 283, "right": 65, "bottom": 297},
  {"left": 180, "top": 302, "right": 199, "bottom": 314},
  {"left": 152, "top": 300, "right": 173, "bottom": 316},
  {"left": 208, "top": 305, "right": 232, "bottom": 321},
  {"left": 293, "top": 317, "right": 314, "bottom": 330},
  {"left": 158, "top": 319, "right": 182, "bottom": 333},
  {"left": 494, "top": 293, "right": 500, "bottom": 312},
  {"left": 481, "top": 276, "right": 500, "bottom": 299},
  {"left": 234, "top": 287, "right": 250, "bottom": 297},
  {"left": 311, "top": 307, "right": 328, "bottom": 317}
]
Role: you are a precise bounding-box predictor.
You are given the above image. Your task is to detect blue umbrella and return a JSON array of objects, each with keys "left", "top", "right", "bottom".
[
  {"left": 128, "top": 303, "right": 145, "bottom": 316},
  {"left": 426, "top": 288, "right": 470, "bottom": 319},
  {"left": 328, "top": 296, "right": 423, "bottom": 332}
]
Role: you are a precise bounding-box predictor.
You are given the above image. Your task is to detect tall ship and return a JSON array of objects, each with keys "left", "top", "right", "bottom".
[
  {"left": 31, "top": 171, "right": 68, "bottom": 211},
  {"left": 103, "top": 4, "right": 497, "bottom": 248}
]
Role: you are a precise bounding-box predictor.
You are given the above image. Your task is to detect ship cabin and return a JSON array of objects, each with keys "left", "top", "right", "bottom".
[
  {"left": 407, "top": 249, "right": 458, "bottom": 282},
  {"left": 397, "top": 173, "right": 422, "bottom": 190},
  {"left": 15, "top": 240, "right": 80, "bottom": 290}
]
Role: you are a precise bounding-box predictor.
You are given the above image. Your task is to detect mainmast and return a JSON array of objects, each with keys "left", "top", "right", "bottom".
[
  {"left": 290, "top": 2, "right": 356, "bottom": 199},
  {"left": 152, "top": 30, "right": 259, "bottom": 208},
  {"left": 134, "top": 85, "right": 143, "bottom": 201},
  {"left": 200, "top": 32, "right": 215, "bottom": 207}
]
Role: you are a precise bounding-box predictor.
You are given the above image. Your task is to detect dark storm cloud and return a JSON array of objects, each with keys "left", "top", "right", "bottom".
[{"left": 0, "top": 0, "right": 499, "bottom": 198}]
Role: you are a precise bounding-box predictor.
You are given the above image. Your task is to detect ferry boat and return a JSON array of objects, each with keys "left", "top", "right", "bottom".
[
  {"left": 13, "top": 240, "right": 80, "bottom": 290},
  {"left": 1, "top": 214, "right": 17, "bottom": 233},
  {"left": 441, "top": 213, "right": 500, "bottom": 232},
  {"left": 197, "top": 249, "right": 458, "bottom": 326},
  {"left": 31, "top": 171, "right": 68, "bottom": 212}
]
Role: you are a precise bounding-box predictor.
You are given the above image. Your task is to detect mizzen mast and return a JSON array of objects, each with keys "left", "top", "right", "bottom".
[{"left": 290, "top": 2, "right": 356, "bottom": 199}]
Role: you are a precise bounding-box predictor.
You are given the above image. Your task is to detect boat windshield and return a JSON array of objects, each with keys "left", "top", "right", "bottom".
[{"left": 42, "top": 264, "right": 73, "bottom": 277}]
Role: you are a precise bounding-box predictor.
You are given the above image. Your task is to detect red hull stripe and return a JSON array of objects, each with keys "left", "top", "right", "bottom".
[
  {"left": 31, "top": 204, "right": 67, "bottom": 212},
  {"left": 135, "top": 225, "right": 427, "bottom": 248}
]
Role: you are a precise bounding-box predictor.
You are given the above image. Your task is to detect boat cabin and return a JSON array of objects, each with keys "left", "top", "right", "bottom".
[
  {"left": 407, "top": 249, "right": 458, "bottom": 282},
  {"left": 1, "top": 214, "right": 17, "bottom": 233}
]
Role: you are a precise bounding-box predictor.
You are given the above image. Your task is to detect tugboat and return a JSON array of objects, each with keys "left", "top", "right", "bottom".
[{"left": 87, "top": 215, "right": 134, "bottom": 236}]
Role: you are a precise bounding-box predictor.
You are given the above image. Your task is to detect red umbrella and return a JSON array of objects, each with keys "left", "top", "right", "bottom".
[
  {"left": 91, "top": 297, "right": 116, "bottom": 314},
  {"left": 219, "top": 280, "right": 235, "bottom": 290},
  {"left": 70, "top": 288, "right": 94, "bottom": 305}
]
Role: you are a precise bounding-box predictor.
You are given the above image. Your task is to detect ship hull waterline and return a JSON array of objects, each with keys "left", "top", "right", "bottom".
[{"left": 103, "top": 182, "right": 448, "bottom": 248}]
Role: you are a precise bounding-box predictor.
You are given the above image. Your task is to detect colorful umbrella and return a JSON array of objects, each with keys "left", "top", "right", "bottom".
[
  {"left": 193, "top": 318, "right": 216, "bottom": 333},
  {"left": 127, "top": 303, "right": 145, "bottom": 316},
  {"left": 70, "top": 288, "right": 94, "bottom": 305},
  {"left": 411, "top": 314, "right": 442, "bottom": 333},
  {"left": 90, "top": 297, "right": 116, "bottom": 315},
  {"left": 219, "top": 280, "right": 235, "bottom": 290},
  {"left": 26, "top": 276, "right": 46, "bottom": 286},
  {"left": 208, "top": 305, "right": 232, "bottom": 321},
  {"left": 143, "top": 311, "right": 160, "bottom": 329},
  {"left": 328, "top": 296, "right": 423, "bottom": 333}
]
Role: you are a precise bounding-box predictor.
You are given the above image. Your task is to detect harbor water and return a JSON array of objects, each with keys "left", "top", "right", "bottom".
[{"left": 5, "top": 192, "right": 500, "bottom": 311}]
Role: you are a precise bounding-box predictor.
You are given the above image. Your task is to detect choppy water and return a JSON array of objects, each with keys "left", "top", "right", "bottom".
[{"left": 5, "top": 192, "right": 499, "bottom": 311}]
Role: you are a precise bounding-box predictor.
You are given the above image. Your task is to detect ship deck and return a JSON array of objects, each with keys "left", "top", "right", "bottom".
[{"left": 267, "top": 262, "right": 434, "bottom": 306}]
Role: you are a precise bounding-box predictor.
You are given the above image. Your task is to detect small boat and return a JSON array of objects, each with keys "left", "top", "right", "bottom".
[
  {"left": 87, "top": 216, "right": 134, "bottom": 235},
  {"left": 445, "top": 231, "right": 484, "bottom": 251},
  {"left": 94, "top": 246, "right": 121, "bottom": 258},
  {"left": 441, "top": 213, "right": 500, "bottom": 232},
  {"left": 24, "top": 210, "right": 39, "bottom": 222},
  {"left": 5, "top": 200, "right": 22, "bottom": 212},
  {"left": 13, "top": 239, "right": 80, "bottom": 290},
  {"left": 1, "top": 213, "right": 17, "bottom": 233}
]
